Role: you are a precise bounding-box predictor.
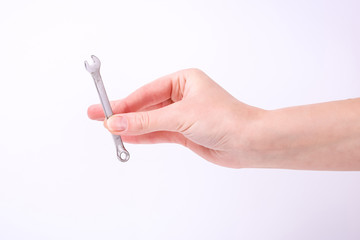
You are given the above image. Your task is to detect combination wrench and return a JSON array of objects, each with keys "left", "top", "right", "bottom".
[{"left": 85, "top": 55, "right": 130, "bottom": 162}]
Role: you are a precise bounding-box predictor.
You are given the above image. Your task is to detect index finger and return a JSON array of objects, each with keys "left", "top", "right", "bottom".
[{"left": 87, "top": 70, "right": 186, "bottom": 120}]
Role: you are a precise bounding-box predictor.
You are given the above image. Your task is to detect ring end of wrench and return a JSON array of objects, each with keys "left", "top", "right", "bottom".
[{"left": 117, "top": 149, "right": 130, "bottom": 162}]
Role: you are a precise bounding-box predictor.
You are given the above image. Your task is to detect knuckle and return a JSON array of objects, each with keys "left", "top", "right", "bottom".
[
  {"left": 135, "top": 112, "right": 150, "bottom": 131},
  {"left": 175, "top": 121, "right": 193, "bottom": 134},
  {"left": 185, "top": 68, "right": 202, "bottom": 74},
  {"left": 182, "top": 68, "right": 203, "bottom": 79},
  {"left": 183, "top": 68, "right": 208, "bottom": 84}
]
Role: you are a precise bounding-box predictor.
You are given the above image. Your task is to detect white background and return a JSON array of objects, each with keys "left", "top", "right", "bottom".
[{"left": 0, "top": 0, "right": 359, "bottom": 239}]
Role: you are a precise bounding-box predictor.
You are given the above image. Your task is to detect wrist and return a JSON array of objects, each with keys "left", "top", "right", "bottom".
[
  {"left": 232, "top": 103, "right": 273, "bottom": 168},
  {"left": 240, "top": 107, "right": 290, "bottom": 168}
]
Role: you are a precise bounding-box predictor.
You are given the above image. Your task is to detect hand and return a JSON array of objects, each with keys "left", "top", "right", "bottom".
[{"left": 87, "top": 69, "right": 264, "bottom": 168}]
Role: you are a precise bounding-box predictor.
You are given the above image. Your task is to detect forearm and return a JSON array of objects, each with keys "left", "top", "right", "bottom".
[{"left": 251, "top": 98, "right": 360, "bottom": 170}]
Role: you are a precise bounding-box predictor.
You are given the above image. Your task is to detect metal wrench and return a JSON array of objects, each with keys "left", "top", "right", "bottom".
[{"left": 85, "top": 55, "right": 130, "bottom": 162}]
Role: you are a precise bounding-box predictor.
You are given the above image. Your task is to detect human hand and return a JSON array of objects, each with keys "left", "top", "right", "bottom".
[
  {"left": 87, "top": 69, "right": 265, "bottom": 168},
  {"left": 87, "top": 69, "right": 360, "bottom": 170}
]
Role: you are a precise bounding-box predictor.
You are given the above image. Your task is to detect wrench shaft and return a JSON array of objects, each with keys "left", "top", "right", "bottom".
[{"left": 91, "top": 72, "right": 113, "bottom": 118}]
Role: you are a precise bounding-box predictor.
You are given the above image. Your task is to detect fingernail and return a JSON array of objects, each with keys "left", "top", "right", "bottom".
[{"left": 107, "top": 116, "right": 128, "bottom": 132}]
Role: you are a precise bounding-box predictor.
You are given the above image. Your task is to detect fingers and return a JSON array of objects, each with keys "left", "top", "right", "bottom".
[
  {"left": 114, "top": 75, "right": 174, "bottom": 113},
  {"left": 88, "top": 70, "right": 186, "bottom": 121},
  {"left": 138, "top": 98, "right": 174, "bottom": 112},
  {"left": 87, "top": 98, "right": 174, "bottom": 121},
  {"left": 105, "top": 103, "right": 190, "bottom": 135},
  {"left": 87, "top": 101, "right": 117, "bottom": 121}
]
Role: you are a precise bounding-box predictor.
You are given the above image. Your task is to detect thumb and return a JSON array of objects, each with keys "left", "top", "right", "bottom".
[{"left": 106, "top": 105, "right": 183, "bottom": 135}]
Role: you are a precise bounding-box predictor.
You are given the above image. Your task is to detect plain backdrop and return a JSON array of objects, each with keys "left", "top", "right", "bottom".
[{"left": 0, "top": 0, "right": 359, "bottom": 239}]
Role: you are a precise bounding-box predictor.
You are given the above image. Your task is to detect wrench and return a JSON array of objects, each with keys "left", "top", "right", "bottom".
[{"left": 85, "top": 55, "right": 130, "bottom": 162}]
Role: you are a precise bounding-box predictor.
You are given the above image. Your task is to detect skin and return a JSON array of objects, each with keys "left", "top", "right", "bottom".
[{"left": 87, "top": 69, "right": 360, "bottom": 170}]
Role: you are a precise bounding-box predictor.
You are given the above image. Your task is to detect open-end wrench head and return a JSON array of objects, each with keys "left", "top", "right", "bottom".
[{"left": 84, "top": 55, "right": 101, "bottom": 73}]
